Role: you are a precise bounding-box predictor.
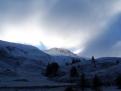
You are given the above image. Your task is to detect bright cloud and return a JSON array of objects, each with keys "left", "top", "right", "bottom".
[{"left": 0, "top": 0, "right": 121, "bottom": 57}]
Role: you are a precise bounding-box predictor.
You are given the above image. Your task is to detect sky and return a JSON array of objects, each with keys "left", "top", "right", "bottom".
[{"left": 0, "top": 0, "right": 121, "bottom": 57}]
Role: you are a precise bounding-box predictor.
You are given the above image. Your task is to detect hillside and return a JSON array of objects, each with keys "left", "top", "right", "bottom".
[
  {"left": 0, "top": 40, "right": 53, "bottom": 82},
  {"left": 0, "top": 40, "right": 121, "bottom": 91},
  {"left": 44, "top": 48, "right": 84, "bottom": 65}
]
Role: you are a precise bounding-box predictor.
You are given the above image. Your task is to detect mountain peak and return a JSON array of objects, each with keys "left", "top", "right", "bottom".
[{"left": 45, "top": 48, "right": 78, "bottom": 57}]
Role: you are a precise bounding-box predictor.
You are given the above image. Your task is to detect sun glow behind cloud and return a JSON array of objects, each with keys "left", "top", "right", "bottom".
[
  {"left": 0, "top": 14, "right": 82, "bottom": 49},
  {"left": 0, "top": 16, "right": 42, "bottom": 46},
  {"left": 0, "top": 0, "right": 121, "bottom": 57}
]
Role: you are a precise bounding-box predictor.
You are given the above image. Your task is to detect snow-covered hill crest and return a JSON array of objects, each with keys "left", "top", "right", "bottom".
[
  {"left": 45, "top": 48, "right": 79, "bottom": 57},
  {"left": 0, "top": 40, "right": 52, "bottom": 75},
  {"left": 0, "top": 40, "right": 51, "bottom": 61}
]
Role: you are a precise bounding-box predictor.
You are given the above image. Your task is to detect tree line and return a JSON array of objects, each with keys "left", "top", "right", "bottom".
[{"left": 44, "top": 56, "right": 121, "bottom": 91}]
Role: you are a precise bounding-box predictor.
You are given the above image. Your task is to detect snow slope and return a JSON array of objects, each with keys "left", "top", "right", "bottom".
[
  {"left": 0, "top": 40, "right": 51, "bottom": 61},
  {"left": 0, "top": 40, "right": 52, "bottom": 80},
  {"left": 57, "top": 57, "right": 121, "bottom": 83},
  {"left": 44, "top": 48, "right": 84, "bottom": 65},
  {"left": 1, "top": 40, "right": 121, "bottom": 87},
  {"left": 45, "top": 48, "right": 78, "bottom": 57}
]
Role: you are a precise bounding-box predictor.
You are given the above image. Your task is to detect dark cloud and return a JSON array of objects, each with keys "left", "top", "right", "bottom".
[
  {"left": 81, "top": 14, "right": 121, "bottom": 57},
  {"left": 42, "top": 0, "right": 115, "bottom": 32}
]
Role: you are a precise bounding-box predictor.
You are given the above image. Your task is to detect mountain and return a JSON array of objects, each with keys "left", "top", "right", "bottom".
[
  {"left": 57, "top": 57, "right": 121, "bottom": 83},
  {"left": 0, "top": 40, "right": 52, "bottom": 78},
  {"left": 1, "top": 40, "right": 121, "bottom": 87},
  {"left": 44, "top": 48, "right": 83, "bottom": 65},
  {"left": 0, "top": 40, "right": 51, "bottom": 62},
  {"left": 0, "top": 40, "right": 50, "bottom": 59},
  {"left": 45, "top": 48, "right": 79, "bottom": 57}
]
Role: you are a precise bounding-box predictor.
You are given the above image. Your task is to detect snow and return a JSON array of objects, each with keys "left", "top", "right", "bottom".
[
  {"left": 0, "top": 40, "right": 121, "bottom": 91},
  {"left": 45, "top": 48, "right": 79, "bottom": 57},
  {"left": 44, "top": 48, "right": 85, "bottom": 65},
  {"left": 0, "top": 40, "right": 53, "bottom": 82},
  {"left": 0, "top": 40, "right": 51, "bottom": 61}
]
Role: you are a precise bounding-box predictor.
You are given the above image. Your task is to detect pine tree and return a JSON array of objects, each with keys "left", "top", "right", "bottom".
[
  {"left": 115, "top": 74, "right": 121, "bottom": 89},
  {"left": 70, "top": 67, "right": 79, "bottom": 77},
  {"left": 116, "top": 60, "right": 120, "bottom": 64},
  {"left": 92, "top": 75, "right": 102, "bottom": 90},
  {"left": 64, "top": 87, "right": 74, "bottom": 91},
  {"left": 45, "top": 62, "right": 60, "bottom": 77},
  {"left": 91, "top": 56, "right": 96, "bottom": 68},
  {"left": 45, "top": 63, "right": 51, "bottom": 76},
  {"left": 80, "top": 73, "right": 86, "bottom": 90}
]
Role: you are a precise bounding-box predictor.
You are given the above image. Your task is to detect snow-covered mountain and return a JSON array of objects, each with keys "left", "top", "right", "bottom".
[
  {"left": 1, "top": 40, "right": 49, "bottom": 56},
  {"left": 0, "top": 40, "right": 51, "bottom": 61},
  {"left": 0, "top": 40, "right": 53, "bottom": 79},
  {"left": 44, "top": 48, "right": 83, "bottom": 65},
  {"left": 1, "top": 40, "right": 121, "bottom": 87},
  {"left": 45, "top": 48, "right": 78, "bottom": 57}
]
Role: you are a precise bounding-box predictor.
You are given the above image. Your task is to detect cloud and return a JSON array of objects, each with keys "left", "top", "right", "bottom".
[
  {"left": 81, "top": 13, "right": 121, "bottom": 57},
  {"left": 0, "top": 0, "right": 121, "bottom": 57},
  {"left": 41, "top": 0, "right": 121, "bottom": 50}
]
